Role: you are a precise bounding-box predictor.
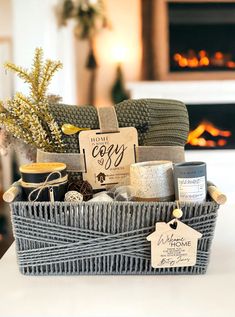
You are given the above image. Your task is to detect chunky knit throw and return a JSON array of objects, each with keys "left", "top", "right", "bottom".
[{"left": 49, "top": 98, "right": 189, "bottom": 153}]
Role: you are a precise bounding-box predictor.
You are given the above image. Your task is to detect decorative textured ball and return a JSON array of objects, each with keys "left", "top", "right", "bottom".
[
  {"left": 64, "top": 191, "right": 83, "bottom": 202},
  {"left": 67, "top": 180, "right": 93, "bottom": 201},
  {"left": 172, "top": 208, "right": 183, "bottom": 219}
]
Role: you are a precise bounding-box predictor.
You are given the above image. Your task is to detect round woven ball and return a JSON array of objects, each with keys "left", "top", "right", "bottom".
[
  {"left": 65, "top": 191, "right": 83, "bottom": 202},
  {"left": 67, "top": 180, "right": 93, "bottom": 201}
]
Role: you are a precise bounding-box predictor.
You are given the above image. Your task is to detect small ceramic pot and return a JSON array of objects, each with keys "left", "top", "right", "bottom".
[{"left": 130, "top": 160, "right": 174, "bottom": 201}]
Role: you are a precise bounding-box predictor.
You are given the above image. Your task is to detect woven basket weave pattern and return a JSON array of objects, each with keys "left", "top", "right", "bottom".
[{"left": 11, "top": 200, "right": 219, "bottom": 275}]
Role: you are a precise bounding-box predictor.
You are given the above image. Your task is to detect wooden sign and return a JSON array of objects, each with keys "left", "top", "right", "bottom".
[
  {"left": 79, "top": 127, "right": 138, "bottom": 189},
  {"left": 147, "top": 219, "right": 202, "bottom": 268}
]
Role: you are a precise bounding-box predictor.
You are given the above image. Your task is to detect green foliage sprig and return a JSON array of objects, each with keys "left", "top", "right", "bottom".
[{"left": 0, "top": 48, "right": 64, "bottom": 152}]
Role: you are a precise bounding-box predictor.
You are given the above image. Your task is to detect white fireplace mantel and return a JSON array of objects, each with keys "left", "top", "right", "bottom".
[{"left": 127, "top": 80, "right": 235, "bottom": 104}]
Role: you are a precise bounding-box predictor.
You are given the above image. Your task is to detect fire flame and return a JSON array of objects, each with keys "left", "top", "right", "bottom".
[
  {"left": 173, "top": 50, "right": 235, "bottom": 69},
  {"left": 187, "top": 121, "right": 232, "bottom": 147}
]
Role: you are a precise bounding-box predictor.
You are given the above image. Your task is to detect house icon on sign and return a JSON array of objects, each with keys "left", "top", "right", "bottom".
[{"left": 97, "top": 172, "right": 106, "bottom": 183}]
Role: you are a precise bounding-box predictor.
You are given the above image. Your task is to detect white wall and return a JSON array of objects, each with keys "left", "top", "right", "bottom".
[
  {"left": 0, "top": 0, "right": 14, "bottom": 189},
  {"left": 11, "top": 0, "right": 77, "bottom": 104},
  {"left": 8, "top": 0, "right": 141, "bottom": 106},
  {"left": 76, "top": 0, "right": 142, "bottom": 106},
  {"left": 0, "top": 0, "right": 12, "bottom": 37},
  {"left": 0, "top": 0, "right": 13, "bottom": 100}
]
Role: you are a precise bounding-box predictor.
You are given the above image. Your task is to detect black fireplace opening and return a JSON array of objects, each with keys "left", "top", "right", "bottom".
[
  {"left": 169, "top": 2, "right": 235, "bottom": 72},
  {"left": 186, "top": 104, "right": 235, "bottom": 150}
]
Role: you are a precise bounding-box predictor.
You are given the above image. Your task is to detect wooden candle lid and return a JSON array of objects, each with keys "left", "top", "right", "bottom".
[
  {"left": 20, "top": 162, "right": 66, "bottom": 174},
  {"left": 20, "top": 162, "right": 67, "bottom": 184}
]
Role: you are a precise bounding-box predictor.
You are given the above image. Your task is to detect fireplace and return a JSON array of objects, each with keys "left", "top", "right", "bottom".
[
  {"left": 169, "top": 2, "right": 235, "bottom": 73},
  {"left": 127, "top": 80, "right": 235, "bottom": 150},
  {"left": 142, "top": 0, "right": 235, "bottom": 80},
  {"left": 186, "top": 104, "right": 234, "bottom": 150}
]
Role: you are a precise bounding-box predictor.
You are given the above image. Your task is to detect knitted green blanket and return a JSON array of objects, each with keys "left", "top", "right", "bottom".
[{"left": 49, "top": 98, "right": 189, "bottom": 153}]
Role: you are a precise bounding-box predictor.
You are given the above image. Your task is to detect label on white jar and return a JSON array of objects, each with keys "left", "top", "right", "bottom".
[{"left": 177, "top": 176, "right": 206, "bottom": 202}]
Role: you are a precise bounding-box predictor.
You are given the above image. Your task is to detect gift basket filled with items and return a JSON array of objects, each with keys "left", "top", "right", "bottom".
[{"left": 2, "top": 49, "right": 226, "bottom": 275}]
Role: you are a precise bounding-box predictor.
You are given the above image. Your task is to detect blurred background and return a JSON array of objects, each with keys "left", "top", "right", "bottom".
[
  {"left": 0, "top": 0, "right": 235, "bottom": 257},
  {"left": 0, "top": 0, "right": 142, "bottom": 106}
]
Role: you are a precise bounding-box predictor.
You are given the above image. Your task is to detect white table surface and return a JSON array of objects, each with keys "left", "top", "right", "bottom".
[{"left": 0, "top": 204, "right": 234, "bottom": 317}]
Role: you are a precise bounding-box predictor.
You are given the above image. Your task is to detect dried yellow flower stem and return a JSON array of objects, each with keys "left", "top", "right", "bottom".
[{"left": 0, "top": 48, "right": 64, "bottom": 152}]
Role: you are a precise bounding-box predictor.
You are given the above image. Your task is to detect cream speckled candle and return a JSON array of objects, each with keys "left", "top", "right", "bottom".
[{"left": 130, "top": 161, "right": 174, "bottom": 201}]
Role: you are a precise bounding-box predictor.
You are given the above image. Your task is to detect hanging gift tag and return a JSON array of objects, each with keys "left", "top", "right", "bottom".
[
  {"left": 79, "top": 127, "right": 138, "bottom": 189},
  {"left": 147, "top": 219, "right": 202, "bottom": 268}
]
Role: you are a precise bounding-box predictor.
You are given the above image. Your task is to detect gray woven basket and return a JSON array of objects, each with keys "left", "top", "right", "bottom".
[{"left": 10, "top": 200, "right": 219, "bottom": 275}]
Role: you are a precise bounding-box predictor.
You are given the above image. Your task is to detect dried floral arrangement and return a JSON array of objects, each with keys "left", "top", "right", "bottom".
[
  {"left": 0, "top": 48, "right": 65, "bottom": 153},
  {"left": 59, "top": 0, "right": 110, "bottom": 39}
]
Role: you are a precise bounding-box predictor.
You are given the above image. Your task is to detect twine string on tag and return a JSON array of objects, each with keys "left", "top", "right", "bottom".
[
  {"left": 25, "top": 171, "right": 67, "bottom": 202},
  {"left": 176, "top": 200, "right": 180, "bottom": 209}
]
